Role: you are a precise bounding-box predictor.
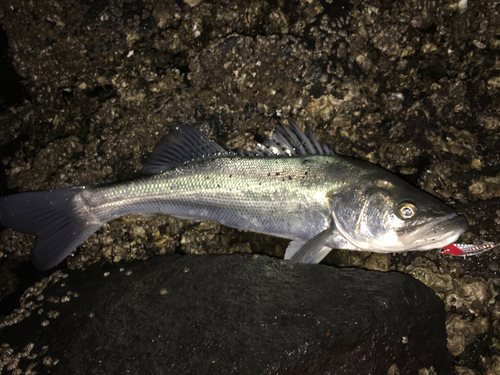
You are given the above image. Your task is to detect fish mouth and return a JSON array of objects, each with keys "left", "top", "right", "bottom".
[{"left": 398, "top": 213, "right": 469, "bottom": 251}]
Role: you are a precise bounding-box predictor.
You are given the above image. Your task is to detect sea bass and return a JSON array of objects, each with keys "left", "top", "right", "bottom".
[{"left": 0, "top": 120, "right": 468, "bottom": 270}]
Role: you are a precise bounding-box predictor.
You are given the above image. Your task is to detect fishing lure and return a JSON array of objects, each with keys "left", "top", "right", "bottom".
[{"left": 439, "top": 242, "right": 496, "bottom": 257}]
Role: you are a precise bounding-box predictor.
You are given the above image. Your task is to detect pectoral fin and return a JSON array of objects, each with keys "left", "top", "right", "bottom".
[
  {"left": 287, "top": 226, "right": 336, "bottom": 265},
  {"left": 284, "top": 240, "right": 306, "bottom": 260}
]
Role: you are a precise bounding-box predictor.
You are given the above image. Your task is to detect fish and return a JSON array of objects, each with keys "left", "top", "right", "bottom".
[{"left": 0, "top": 119, "right": 469, "bottom": 270}]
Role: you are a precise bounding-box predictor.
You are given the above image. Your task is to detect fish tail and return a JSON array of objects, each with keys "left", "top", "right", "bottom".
[{"left": 0, "top": 186, "right": 102, "bottom": 270}]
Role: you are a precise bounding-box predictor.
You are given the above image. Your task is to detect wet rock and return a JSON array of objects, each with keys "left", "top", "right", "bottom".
[{"left": 0, "top": 255, "right": 452, "bottom": 374}]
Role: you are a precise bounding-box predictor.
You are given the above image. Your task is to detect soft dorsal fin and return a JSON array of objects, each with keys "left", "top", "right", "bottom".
[
  {"left": 248, "top": 119, "right": 335, "bottom": 157},
  {"left": 142, "top": 125, "right": 236, "bottom": 174}
]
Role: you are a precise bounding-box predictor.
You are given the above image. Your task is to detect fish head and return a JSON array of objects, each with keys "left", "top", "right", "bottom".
[{"left": 328, "top": 177, "right": 469, "bottom": 252}]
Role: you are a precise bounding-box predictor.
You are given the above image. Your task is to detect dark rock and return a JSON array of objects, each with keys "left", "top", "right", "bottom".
[{"left": 1, "top": 254, "right": 451, "bottom": 374}]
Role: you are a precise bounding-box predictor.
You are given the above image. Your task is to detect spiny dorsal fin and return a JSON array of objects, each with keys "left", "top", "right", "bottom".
[
  {"left": 143, "top": 119, "right": 334, "bottom": 174},
  {"left": 247, "top": 119, "right": 335, "bottom": 157},
  {"left": 142, "top": 125, "right": 236, "bottom": 174}
]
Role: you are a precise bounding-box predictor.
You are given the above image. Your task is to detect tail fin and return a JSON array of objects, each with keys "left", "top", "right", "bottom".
[{"left": 0, "top": 187, "right": 102, "bottom": 270}]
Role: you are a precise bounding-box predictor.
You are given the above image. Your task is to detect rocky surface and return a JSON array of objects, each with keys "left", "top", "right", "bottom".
[
  {"left": 0, "top": 0, "right": 499, "bottom": 373},
  {"left": 0, "top": 254, "right": 451, "bottom": 374}
]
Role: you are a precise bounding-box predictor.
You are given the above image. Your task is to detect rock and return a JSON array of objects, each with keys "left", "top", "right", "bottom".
[
  {"left": 455, "top": 366, "right": 482, "bottom": 375},
  {"left": 1, "top": 254, "right": 451, "bottom": 374},
  {"left": 446, "top": 314, "right": 489, "bottom": 356}
]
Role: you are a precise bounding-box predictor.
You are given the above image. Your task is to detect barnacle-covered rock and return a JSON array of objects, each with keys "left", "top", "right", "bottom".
[
  {"left": 446, "top": 314, "right": 489, "bottom": 356},
  {"left": 406, "top": 263, "right": 496, "bottom": 314},
  {"left": 406, "top": 264, "right": 453, "bottom": 293},
  {"left": 323, "top": 250, "right": 390, "bottom": 272},
  {"left": 468, "top": 176, "right": 500, "bottom": 200},
  {"left": 455, "top": 366, "right": 481, "bottom": 375},
  {"left": 363, "top": 253, "right": 391, "bottom": 272},
  {"left": 484, "top": 355, "right": 500, "bottom": 375},
  {"left": 180, "top": 221, "right": 230, "bottom": 255},
  {"left": 417, "top": 367, "right": 438, "bottom": 375}
]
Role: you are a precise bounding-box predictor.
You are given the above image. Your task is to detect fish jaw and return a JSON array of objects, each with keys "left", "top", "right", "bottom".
[
  {"left": 396, "top": 213, "right": 469, "bottom": 251},
  {"left": 333, "top": 213, "right": 470, "bottom": 254}
]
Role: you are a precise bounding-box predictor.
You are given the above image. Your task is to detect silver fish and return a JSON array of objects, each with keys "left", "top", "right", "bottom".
[{"left": 0, "top": 120, "right": 469, "bottom": 269}]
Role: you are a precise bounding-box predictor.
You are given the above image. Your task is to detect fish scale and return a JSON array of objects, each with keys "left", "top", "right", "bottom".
[{"left": 86, "top": 156, "right": 338, "bottom": 240}]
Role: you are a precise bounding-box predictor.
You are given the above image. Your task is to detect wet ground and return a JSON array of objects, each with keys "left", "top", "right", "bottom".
[{"left": 0, "top": 0, "right": 500, "bottom": 373}]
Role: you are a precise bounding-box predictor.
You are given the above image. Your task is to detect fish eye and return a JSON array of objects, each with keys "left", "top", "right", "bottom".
[{"left": 397, "top": 202, "right": 417, "bottom": 219}]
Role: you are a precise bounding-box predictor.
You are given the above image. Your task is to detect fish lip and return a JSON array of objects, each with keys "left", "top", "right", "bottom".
[
  {"left": 429, "top": 213, "right": 469, "bottom": 234},
  {"left": 397, "top": 213, "right": 469, "bottom": 250},
  {"left": 397, "top": 213, "right": 468, "bottom": 234}
]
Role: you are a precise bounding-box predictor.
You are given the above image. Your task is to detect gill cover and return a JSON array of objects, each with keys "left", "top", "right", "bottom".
[{"left": 329, "top": 185, "right": 389, "bottom": 250}]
